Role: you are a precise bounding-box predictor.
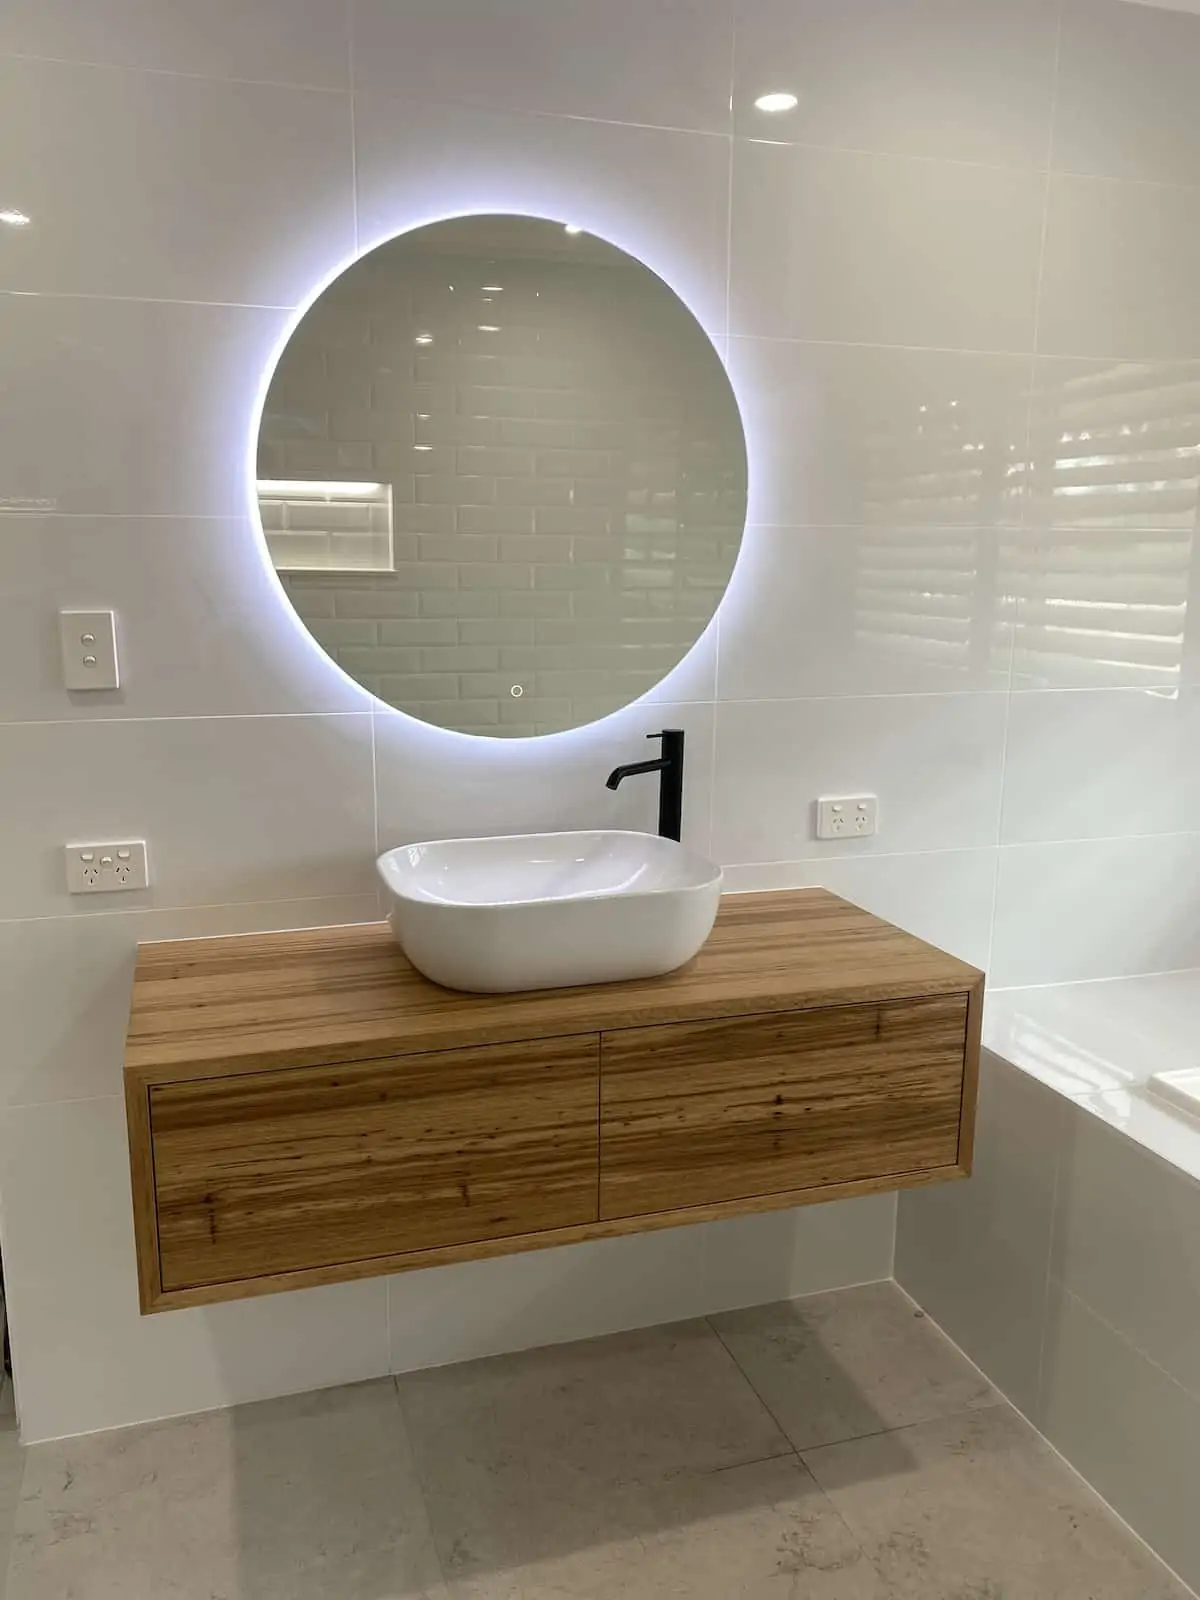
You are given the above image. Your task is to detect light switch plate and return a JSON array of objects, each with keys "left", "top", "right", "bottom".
[
  {"left": 65, "top": 841, "right": 149, "bottom": 894},
  {"left": 59, "top": 609, "right": 120, "bottom": 691},
  {"left": 817, "top": 795, "right": 879, "bottom": 840}
]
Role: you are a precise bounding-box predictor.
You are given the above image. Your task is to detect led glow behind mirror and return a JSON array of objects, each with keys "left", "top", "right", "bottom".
[{"left": 257, "top": 214, "right": 748, "bottom": 738}]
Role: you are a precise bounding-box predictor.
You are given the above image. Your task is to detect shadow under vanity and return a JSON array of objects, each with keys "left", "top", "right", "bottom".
[{"left": 123, "top": 889, "right": 983, "bottom": 1314}]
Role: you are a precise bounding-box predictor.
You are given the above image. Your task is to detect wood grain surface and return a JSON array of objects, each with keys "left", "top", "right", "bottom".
[
  {"left": 150, "top": 1035, "right": 600, "bottom": 1293},
  {"left": 599, "top": 996, "right": 969, "bottom": 1219},
  {"left": 125, "top": 890, "right": 983, "bottom": 1082},
  {"left": 142, "top": 1162, "right": 966, "bottom": 1313},
  {"left": 124, "top": 889, "right": 985, "bottom": 1313}
]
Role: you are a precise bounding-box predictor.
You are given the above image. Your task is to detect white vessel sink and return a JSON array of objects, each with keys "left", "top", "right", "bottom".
[{"left": 377, "top": 830, "right": 723, "bottom": 994}]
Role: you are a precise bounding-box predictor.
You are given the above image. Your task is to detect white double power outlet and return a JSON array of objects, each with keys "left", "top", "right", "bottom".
[
  {"left": 816, "top": 796, "right": 879, "bottom": 840},
  {"left": 65, "top": 841, "right": 150, "bottom": 894}
]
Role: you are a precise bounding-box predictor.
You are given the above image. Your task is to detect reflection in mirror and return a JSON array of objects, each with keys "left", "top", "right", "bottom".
[{"left": 257, "top": 215, "right": 748, "bottom": 737}]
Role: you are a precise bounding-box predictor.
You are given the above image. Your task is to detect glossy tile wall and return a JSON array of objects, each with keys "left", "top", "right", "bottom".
[
  {"left": 896, "top": 1051, "right": 1200, "bottom": 1592},
  {"left": 1, "top": 0, "right": 1199, "bottom": 1442}
]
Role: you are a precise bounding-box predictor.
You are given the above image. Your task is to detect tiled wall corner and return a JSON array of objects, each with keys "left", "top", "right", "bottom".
[{"left": 897, "top": 1057, "right": 1200, "bottom": 1594}]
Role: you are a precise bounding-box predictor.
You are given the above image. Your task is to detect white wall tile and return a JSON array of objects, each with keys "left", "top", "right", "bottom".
[
  {"left": 351, "top": 0, "right": 733, "bottom": 133},
  {"left": 0, "top": 898, "right": 379, "bottom": 1109},
  {"left": 1056, "top": 0, "right": 1200, "bottom": 184},
  {"left": 374, "top": 697, "right": 715, "bottom": 855},
  {"left": 388, "top": 1195, "right": 896, "bottom": 1376},
  {"left": 723, "top": 847, "right": 997, "bottom": 969},
  {"left": 0, "top": 0, "right": 351, "bottom": 87},
  {"left": 354, "top": 95, "right": 732, "bottom": 340},
  {"left": 0, "top": 1097, "right": 391, "bottom": 1442},
  {"left": 730, "top": 142, "right": 1044, "bottom": 350},
  {"left": 734, "top": 0, "right": 1059, "bottom": 166},
  {"left": 387, "top": 1229, "right": 710, "bottom": 1375},
  {"left": 1023, "top": 358, "right": 1200, "bottom": 534},
  {"left": 1050, "top": 1107, "right": 1200, "bottom": 1401},
  {"left": 1001, "top": 687, "right": 1199, "bottom": 843},
  {"left": 699, "top": 1194, "right": 897, "bottom": 1310},
  {"left": 0, "top": 516, "right": 370, "bottom": 720},
  {"left": 725, "top": 338, "right": 1031, "bottom": 528},
  {"left": 0, "top": 295, "right": 287, "bottom": 517},
  {"left": 719, "top": 525, "right": 1014, "bottom": 700},
  {"left": 711, "top": 694, "right": 1008, "bottom": 865},
  {"left": 1009, "top": 532, "right": 1197, "bottom": 693},
  {"left": 1038, "top": 1282, "right": 1200, "bottom": 1594},
  {"left": 992, "top": 834, "right": 1200, "bottom": 985},
  {"left": 1039, "top": 175, "right": 1200, "bottom": 361},
  {"left": 0, "top": 58, "right": 354, "bottom": 305},
  {"left": 896, "top": 1053, "right": 1064, "bottom": 1417},
  {"left": 0, "top": 715, "right": 376, "bottom": 921}
]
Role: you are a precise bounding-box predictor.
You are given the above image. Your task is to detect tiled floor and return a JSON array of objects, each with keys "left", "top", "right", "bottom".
[{"left": 1, "top": 1283, "right": 1193, "bottom": 1599}]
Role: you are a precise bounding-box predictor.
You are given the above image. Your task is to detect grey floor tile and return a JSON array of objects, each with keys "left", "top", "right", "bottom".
[
  {"left": 6, "top": 1379, "right": 446, "bottom": 1600},
  {"left": 0, "top": 1382, "right": 24, "bottom": 1599},
  {"left": 804, "top": 1404, "right": 1193, "bottom": 1600},
  {"left": 397, "top": 1320, "right": 790, "bottom": 1579},
  {"left": 711, "top": 1282, "right": 1000, "bottom": 1451},
  {"left": 447, "top": 1455, "right": 891, "bottom": 1599}
]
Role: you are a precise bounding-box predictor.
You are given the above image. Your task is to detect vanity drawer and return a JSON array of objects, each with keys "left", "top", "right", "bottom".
[
  {"left": 599, "top": 996, "right": 968, "bottom": 1220},
  {"left": 150, "top": 1035, "right": 600, "bottom": 1293}
]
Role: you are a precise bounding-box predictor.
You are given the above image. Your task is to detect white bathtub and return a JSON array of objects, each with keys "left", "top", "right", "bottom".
[{"left": 984, "top": 969, "right": 1200, "bottom": 1186}]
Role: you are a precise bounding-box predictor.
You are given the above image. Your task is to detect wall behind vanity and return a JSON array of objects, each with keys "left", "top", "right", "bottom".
[{"left": 2, "top": 0, "right": 1199, "bottom": 1441}]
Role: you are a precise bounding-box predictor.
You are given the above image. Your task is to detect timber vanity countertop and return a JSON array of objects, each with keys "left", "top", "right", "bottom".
[
  {"left": 124, "top": 890, "right": 984, "bottom": 1313},
  {"left": 126, "top": 888, "right": 982, "bottom": 1081}
]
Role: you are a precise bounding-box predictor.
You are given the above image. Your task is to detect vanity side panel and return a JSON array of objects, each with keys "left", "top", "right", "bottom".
[
  {"left": 599, "top": 996, "right": 969, "bottom": 1219},
  {"left": 125, "top": 1070, "right": 165, "bottom": 1314},
  {"left": 150, "top": 1034, "right": 600, "bottom": 1293},
  {"left": 957, "top": 977, "right": 985, "bottom": 1174}
]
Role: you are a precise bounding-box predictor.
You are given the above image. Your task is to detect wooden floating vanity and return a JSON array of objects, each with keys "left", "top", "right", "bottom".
[{"left": 124, "top": 890, "right": 984, "bottom": 1313}]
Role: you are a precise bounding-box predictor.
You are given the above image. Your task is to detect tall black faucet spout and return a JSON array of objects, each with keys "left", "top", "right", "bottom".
[{"left": 604, "top": 729, "right": 685, "bottom": 841}]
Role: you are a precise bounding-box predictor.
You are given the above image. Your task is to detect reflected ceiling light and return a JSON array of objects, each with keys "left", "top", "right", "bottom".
[
  {"left": 257, "top": 480, "right": 385, "bottom": 497},
  {"left": 753, "top": 91, "right": 798, "bottom": 114},
  {"left": 413, "top": 444, "right": 433, "bottom": 452},
  {"left": 477, "top": 324, "right": 501, "bottom": 333},
  {"left": 564, "top": 223, "right": 584, "bottom": 235},
  {"left": 0, "top": 208, "right": 31, "bottom": 227},
  {"left": 481, "top": 284, "right": 504, "bottom": 292},
  {"left": 415, "top": 333, "right": 434, "bottom": 345}
]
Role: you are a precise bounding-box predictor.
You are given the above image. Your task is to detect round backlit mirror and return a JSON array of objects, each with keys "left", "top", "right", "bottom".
[{"left": 257, "top": 215, "right": 748, "bottom": 737}]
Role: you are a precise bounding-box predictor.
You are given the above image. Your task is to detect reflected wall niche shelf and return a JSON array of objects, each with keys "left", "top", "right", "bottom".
[{"left": 123, "top": 890, "right": 984, "bottom": 1313}]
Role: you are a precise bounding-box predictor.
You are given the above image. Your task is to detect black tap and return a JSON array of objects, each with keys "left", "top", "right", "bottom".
[{"left": 605, "top": 729, "right": 685, "bottom": 842}]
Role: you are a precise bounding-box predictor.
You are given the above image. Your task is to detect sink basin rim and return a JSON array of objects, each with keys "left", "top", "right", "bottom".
[{"left": 377, "top": 829, "right": 723, "bottom": 912}]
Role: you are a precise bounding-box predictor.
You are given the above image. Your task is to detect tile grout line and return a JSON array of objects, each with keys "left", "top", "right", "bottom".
[
  {"left": 704, "top": 1314, "right": 802, "bottom": 1457},
  {"left": 704, "top": 1302, "right": 1003, "bottom": 1462},
  {"left": 705, "top": 1303, "right": 899, "bottom": 1581},
  {"left": 1057, "top": 1280, "right": 1200, "bottom": 1417},
  {"left": 709, "top": 0, "right": 736, "bottom": 851},
  {"left": 0, "top": 46, "right": 351, "bottom": 95},
  {"left": 346, "top": 0, "right": 359, "bottom": 256},
  {"left": 891, "top": 1278, "right": 1200, "bottom": 1600},
  {"left": 987, "top": 0, "right": 1066, "bottom": 974},
  {"left": 3, "top": 274, "right": 1197, "bottom": 369},
  {"left": 389, "top": 1372, "right": 454, "bottom": 1596},
  {"left": 1032, "top": 1098, "right": 1065, "bottom": 1421}
]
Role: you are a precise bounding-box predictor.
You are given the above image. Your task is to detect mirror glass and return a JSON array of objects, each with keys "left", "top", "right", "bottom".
[{"left": 257, "top": 215, "right": 748, "bottom": 737}]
